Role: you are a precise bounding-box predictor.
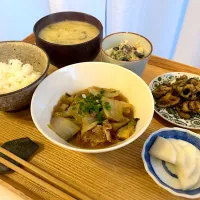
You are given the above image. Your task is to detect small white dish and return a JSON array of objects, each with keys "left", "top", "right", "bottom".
[
  {"left": 101, "top": 32, "right": 153, "bottom": 77},
  {"left": 142, "top": 127, "right": 200, "bottom": 199},
  {"left": 31, "top": 62, "right": 154, "bottom": 153},
  {"left": 149, "top": 72, "right": 200, "bottom": 129}
]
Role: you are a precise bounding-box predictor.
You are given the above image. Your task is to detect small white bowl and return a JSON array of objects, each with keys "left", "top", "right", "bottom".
[
  {"left": 101, "top": 32, "right": 153, "bottom": 77},
  {"left": 31, "top": 62, "right": 154, "bottom": 153},
  {"left": 142, "top": 127, "right": 200, "bottom": 199}
]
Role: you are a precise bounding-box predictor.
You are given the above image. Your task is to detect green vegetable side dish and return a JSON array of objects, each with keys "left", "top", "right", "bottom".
[
  {"left": 49, "top": 86, "right": 139, "bottom": 149},
  {"left": 105, "top": 40, "right": 145, "bottom": 61}
]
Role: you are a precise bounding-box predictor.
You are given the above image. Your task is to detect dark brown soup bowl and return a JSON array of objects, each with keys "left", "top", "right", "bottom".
[{"left": 34, "top": 12, "right": 103, "bottom": 67}]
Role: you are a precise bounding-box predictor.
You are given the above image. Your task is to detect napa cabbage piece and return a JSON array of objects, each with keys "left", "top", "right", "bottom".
[
  {"left": 102, "top": 96, "right": 133, "bottom": 122},
  {"left": 53, "top": 95, "right": 73, "bottom": 110},
  {"left": 117, "top": 118, "right": 139, "bottom": 140},
  {"left": 81, "top": 116, "right": 98, "bottom": 135},
  {"left": 104, "top": 89, "right": 121, "bottom": 98},
  {"left": 123, "top": 108, "right": 131, "bottom": 115},
  {"left": 50, "top": 116, "right": 80, "bottom": 141},
  {"left": 87, "top": 87, "right": 100, "bottom": 96},
  {"left": 88, "top": 86, "right": 121, "bottom": 98},
  {"left": 65, "top": 105, "right": 82, "bottom": 124},
  {"left": 52, "top": 94, "right": 74, "bottom": 116},
  {"left": 53, "top": 111, "right": 69, "bottom": 117},
  {"left": 65, "top": 95, "right": 74, "bottom": 104}
]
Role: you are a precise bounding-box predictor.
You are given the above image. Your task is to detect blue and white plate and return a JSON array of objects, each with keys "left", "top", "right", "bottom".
[
  {"left": 142, "top": 127, "right": 200, "bottom": 199},
  {"left": 149, "top": 72, "right": 200, "bottom": 129}
]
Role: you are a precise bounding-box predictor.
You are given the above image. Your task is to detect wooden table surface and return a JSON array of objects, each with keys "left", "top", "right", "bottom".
[{"left": 1, "top": 34, "right": 200, "bottom": 200}]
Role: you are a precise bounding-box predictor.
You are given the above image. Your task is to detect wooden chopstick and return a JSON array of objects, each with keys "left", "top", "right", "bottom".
[
  {"left": 0, "top": 147, "right": 92, "bottom": 200},
  {"left": 0, "top": 156, "right": 75, "bottom": 200}
]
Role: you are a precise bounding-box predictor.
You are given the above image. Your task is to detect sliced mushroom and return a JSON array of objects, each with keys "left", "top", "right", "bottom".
[
  {"left": 78, "top": 31, "right": 87, "bottom": 40},
  {"left": 113, "top": 47, "right": 119, "bottom": 51}
]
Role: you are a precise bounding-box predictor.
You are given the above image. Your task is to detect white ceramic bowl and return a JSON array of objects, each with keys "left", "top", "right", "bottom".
[
  {"left": 101, "top": 32, "right": 153, "bottom": 77},
  {"left": 31, "top": 62, "right": 154, "bottom": 153}
]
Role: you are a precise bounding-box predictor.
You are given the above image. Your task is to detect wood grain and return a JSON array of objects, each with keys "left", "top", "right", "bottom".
[
  {"left": 0, "top": 179, "right": 33, "bottom": 200},
  {"left": 1, "top": 33, "right": 200, "bottom": 200},
  {"left": 0, "top": 156, "right": 75, "bottom": 200},
  {"left": 0, "top": 147, "right": 91, "bottom": 200}
]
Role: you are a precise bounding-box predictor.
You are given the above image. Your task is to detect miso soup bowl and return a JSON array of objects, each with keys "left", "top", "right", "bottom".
[
  {"left": 101, "top": 32, "right": 153, "bottom": 77},
  {"left": 31, "top": 62, "right": 154, "bottom": 153},
  {"left": 34, "top": 12, "right": 103, "bottom": 68}
]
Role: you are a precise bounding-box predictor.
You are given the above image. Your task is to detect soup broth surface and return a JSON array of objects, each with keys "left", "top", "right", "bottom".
[{"left": 39, "top": 20, "right": 99, "bottom": 45}]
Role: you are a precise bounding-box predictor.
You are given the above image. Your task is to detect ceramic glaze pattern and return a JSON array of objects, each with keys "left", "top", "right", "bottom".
[
  {"left": 0, "top": 77, "right": 45, "bottom": 111},
  {"left": 149, "top": 72, "right": 200, "bottom": 129},
  {"left": 0, "top": 42, "right": 49, "bottom": 111},
  {"left": 142, "top": 127, "right": 200, "bottom": 198}
]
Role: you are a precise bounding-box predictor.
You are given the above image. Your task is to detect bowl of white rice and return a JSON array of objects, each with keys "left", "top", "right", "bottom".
[{"left": 0, "top": 41, "right": 49, "bottom": 111}]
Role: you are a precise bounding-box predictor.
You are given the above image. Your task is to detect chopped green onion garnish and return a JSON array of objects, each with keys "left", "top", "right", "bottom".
[
  {"left": 104, "top": 102, "right": 111, "bottom": 110},
  {"left": 72, "top": 106, "right": 76, "bottom": 110},
  {"left": 100, "top": 89, "right": 105, "bottom": 94},
  {"left": 110, "top": 90, "right": 116, "bottom": 93}
]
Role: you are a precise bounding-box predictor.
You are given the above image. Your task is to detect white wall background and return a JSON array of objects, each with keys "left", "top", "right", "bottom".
[
  {"left": 106, "top": 0, "right": 188, "bottom": 59},
  {"left": 49, "top": 0, "right": 106, "bottom": 28},
  {"left": 173, "top": 0, "right": 200, "bottom": 67},
  {"left": 1, "top": 0, "right": 200, "bottom": 67},
  {"left": 0, "top": 0, "right": 50, "bottom": 41}
]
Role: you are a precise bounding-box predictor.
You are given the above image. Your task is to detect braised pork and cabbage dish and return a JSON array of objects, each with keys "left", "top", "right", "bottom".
[
  {"left": 49, "top": 87, "right": 139, "bottom": 148},
  {"left": 153, "top": 75, "right": 200, "bottom": 119}
]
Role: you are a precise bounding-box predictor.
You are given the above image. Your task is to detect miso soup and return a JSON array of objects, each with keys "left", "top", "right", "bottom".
[{"left": 39, "top": 20, "right": 99, "bottom": 45}]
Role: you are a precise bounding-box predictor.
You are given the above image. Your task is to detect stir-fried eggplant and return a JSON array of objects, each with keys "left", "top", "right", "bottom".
[{"left": 153, "top": 75, "right": 200, "bottom": 119}]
